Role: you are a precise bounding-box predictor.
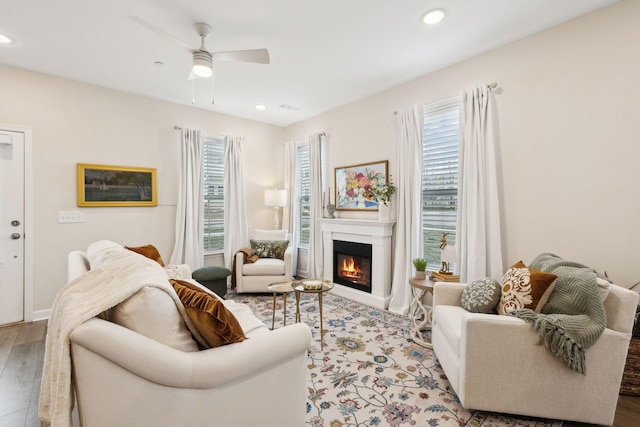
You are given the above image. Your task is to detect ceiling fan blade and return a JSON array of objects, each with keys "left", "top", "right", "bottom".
[
  {"left": 130, "top": 16, "right": 195, "bottom": 53},
  {"left": 212, "top": 48, "right": 270, "bottom": 64}
]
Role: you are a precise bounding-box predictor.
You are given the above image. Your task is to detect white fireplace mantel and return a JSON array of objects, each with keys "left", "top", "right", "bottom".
[{"left": 320, "top": 218, "right": 395, "bottom": 309}]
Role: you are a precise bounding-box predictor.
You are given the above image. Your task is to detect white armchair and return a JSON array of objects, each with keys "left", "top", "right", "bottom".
[
  {"left": 431, "top": 282, "right": 639, "bottom": 425},
  {"left": 235, "top": 229, "right": 293, "bottom": 293}
]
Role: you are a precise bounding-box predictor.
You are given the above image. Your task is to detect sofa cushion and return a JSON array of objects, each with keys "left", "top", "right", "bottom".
[
  {"left": 497, "top": 261, "right": 557, "bottom": 315},
  {"left": 242, "top": 258, "right": 286, "bottom": 276},
  {"left": 125, "top": 244, "right": 165, "bottom": 266},
  {"left": 111, "top": 286, "right": 199, "bottom": 352},
  {"left": 461, "top": 277, "right": 501, "bottom": 313},
  {"left": 250, "top": 239, "right": 289, "bottom": 259},
  {"left": 171, "top": 279, "right": 247, "bottom": 348}
]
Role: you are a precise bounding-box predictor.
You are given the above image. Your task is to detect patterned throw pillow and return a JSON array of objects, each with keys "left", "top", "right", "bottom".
[
  {"left": 250, "top": 239, "right": 289, "bottom": 259},
  {"left": 497, "top": 261, "right": 557, "bottom": 315},
  {"left": 461, "top": 277, "right": 501, "bottom": 313}
]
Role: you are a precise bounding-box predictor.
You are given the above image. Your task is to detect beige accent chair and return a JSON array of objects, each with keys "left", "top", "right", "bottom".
[
  {"left": 235, "top": 229, "right": 293, "bottom": 293},
  {"left": 431, "top": 282, "right": 639, "bottom": 425}
]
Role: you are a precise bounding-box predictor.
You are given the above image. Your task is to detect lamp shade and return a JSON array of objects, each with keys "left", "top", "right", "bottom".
[
  {"left": 441, "top": 245, "right": 457, "bottom": 263},
  {"left": 264, "top": 189, "right": 288, "bottom": 207}
]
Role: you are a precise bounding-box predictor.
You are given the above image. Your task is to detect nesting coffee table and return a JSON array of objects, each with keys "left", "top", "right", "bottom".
[
  {"left": 267, "top": 281, "right": 294, "bottom": 330},
  {"left": 293, "top": 280, "right": 334, "bottom": 350}
]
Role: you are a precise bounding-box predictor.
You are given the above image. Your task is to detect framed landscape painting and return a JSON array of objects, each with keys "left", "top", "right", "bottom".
[
  {"left": 335, "top": 160, "right": 388, "bottom": 211},
  {"left": 77, "top": 163, "right": 157, "bottom": 207}
]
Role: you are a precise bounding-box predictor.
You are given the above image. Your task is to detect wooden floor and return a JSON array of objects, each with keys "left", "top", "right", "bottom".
[{"left": 0, "top": 321, "right": 639, "bottom": 427}]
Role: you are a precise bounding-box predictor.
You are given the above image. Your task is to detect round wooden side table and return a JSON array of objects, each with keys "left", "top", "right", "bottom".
[{"left": 408, "top": 277, "right": 434, "bottom": 348}]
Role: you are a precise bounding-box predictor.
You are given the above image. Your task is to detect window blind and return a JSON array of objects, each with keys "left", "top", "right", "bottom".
[
  {"left": 422, "top": 98, "right": 459, "bottom": 268},
  {"left": 203, "top": 137, "right": 225, "bottom": 253},
  {"left": 297, "top": 144, "right": 310, "bottom": 246}
]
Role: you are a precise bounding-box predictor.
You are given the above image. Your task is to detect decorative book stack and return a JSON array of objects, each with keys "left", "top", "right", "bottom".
[{"left": 430, "top": 271, "right": 460, "bottom": 282}]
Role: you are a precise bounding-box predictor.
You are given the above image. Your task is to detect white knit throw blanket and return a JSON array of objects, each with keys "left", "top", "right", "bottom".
[{"left": 38, "top": 254, "right": 203, "bottom": 427}]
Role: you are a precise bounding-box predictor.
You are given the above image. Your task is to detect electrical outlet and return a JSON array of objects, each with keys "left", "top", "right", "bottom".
[{"left": 58, "top": 211, "right": 84, "bottom": 223}]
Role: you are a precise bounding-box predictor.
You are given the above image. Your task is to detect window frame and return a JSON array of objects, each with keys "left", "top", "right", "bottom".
[
  {"left": 296, "top": 143, "right": 310, "bottom": 249},
  {"left": 203, "top": 135, "right": 225, "bottom": 254},
  {"left": 421, "top": 97, "right": 459, "bottom": 271}
]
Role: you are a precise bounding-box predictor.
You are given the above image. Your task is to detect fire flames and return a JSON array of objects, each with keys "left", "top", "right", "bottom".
[{"left": 340, "top": 257, "right": 369, "bottom": 284}]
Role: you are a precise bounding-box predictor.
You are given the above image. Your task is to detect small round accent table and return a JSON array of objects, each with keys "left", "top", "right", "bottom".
[
  {"left": 267, "top": 281, "right": 294, "bottom": 330},
  {"left": 294, "top": 281, "right": 335, "bottom": 350},
  {"left": 408, "top": 277, "right": 435, "bottom": 348}
]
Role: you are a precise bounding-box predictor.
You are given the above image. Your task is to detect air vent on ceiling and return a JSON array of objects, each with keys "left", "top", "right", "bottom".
[{"left": 279, "top": 103, "right": 302, "bottom": 111}]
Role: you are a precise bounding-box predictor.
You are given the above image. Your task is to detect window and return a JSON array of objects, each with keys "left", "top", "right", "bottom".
[
  {"left": 203, "top": 136, "right": 225, "bottom": 253},
  {"left": 422, "top": 98, "right": 459, "bottom": 269},
  {"left": 296, "top": 144, "right": 310, "bottom": 247}
]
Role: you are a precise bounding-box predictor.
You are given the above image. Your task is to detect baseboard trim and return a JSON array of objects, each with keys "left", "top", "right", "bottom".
[{"left": 32, "top": 308, "right": 51, "bottom": 322}]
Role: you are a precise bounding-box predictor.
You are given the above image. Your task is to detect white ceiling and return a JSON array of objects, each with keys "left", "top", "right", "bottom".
[{"left": 0, "top": 0, "right": 618, "bottom": 127}]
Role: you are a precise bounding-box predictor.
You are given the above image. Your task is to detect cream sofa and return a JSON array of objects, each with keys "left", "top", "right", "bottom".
[
  {"left": 431, "top": 281, "right": 639, "bottom": 425},
  {"left": 66, "top": 242, "right": 311, "bottom": 427},
  {"left": 235, "top": 229, "right": 293, "bottom": 293}
]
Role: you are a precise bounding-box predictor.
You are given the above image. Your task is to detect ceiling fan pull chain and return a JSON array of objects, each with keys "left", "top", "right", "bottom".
[{"left": 192, "top": 78, "right": 196, "bottom": 104}]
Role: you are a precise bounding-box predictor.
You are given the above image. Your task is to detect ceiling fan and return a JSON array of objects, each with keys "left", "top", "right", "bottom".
[{"left": 131, "top": 16, "right": 270, "bottom": 102}]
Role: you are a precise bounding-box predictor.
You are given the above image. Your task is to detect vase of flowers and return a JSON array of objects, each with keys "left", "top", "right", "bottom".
[{"left": 370, "top": 176, "right": 396, "bottom": 221}]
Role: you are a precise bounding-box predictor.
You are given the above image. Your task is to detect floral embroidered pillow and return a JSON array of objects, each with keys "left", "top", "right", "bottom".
[
  {"left": 461, "top": 277, "right": 501, "bottom": 313},
  {"left": 250, "top": 240, "right": 289, "bottom": 260},
  {"left": 497, "top": 261, "right": 557, "bottom": 315}
]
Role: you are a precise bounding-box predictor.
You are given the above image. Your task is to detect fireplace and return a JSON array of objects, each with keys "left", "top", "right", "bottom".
[
  {"left": 321, "top": 218, "right": 394, "bottom": 309},
  {"left": 333, "top": 240, "right": 372, "bottom": 293}
]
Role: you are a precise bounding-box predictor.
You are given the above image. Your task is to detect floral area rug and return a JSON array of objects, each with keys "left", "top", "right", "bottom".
[{"left": 231, "top": 292, "right": 562, "bottom": 427}]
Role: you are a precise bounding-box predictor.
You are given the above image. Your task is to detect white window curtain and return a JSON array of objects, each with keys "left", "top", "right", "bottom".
[
  {"left": 170, "top": 127, "right": 205, "bottom": 268},
  {"left": 282, "top": 141, "right": 298, "bottom": 272},
  {"left": 223, "top": 135, "right": 249, "bottom": 270},
  {"left": 456, "top": 85, "right": 503, "bottom": 282},
  {"left": 306, "top": 133, "right": 324, "bottom": 278},
  {"left": 388, "top": 106, "right": 424, "bottom": 314}
]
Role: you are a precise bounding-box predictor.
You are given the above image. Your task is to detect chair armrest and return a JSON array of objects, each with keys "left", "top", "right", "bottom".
[
  {"left": 433, "top": 282, "right": 466, "bottom": 308},
  {"left": 284, "top": 246, "right": 293, "bottom": 279},
  {"left": 70, "top": 318, "right": 312, "bottom": 388}
]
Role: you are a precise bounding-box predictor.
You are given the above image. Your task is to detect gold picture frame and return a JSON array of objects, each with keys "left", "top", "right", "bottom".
[
  {"left": 77, "top": 163, "right": 157, "bottom": 207},
  {"left": 334, "top": 160, "right": 389, "bottom": 211}
]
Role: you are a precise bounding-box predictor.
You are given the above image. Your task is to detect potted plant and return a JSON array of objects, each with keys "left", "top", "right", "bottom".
[{"left": 413, "top": 257, "right": 428, "bottom": 280}]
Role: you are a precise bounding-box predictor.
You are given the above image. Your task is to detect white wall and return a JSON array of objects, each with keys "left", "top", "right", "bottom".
[
  {"left": 284, "top": 0, "right": 640, "bottom": 287},
  {"left": 0, "top": 64, "right": 284, "bottom": 314}
]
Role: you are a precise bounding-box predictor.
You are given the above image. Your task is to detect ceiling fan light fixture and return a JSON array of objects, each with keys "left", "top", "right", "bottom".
[
  {"left": 192, "top": 51, "right": 213, "bottom": 78},
  {"left": 423, "top": 8, "right": 446, "bottom": 25}
]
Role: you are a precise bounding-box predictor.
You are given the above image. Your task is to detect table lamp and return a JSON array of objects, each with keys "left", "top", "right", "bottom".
[{"left": 264, "top": 188, "right": 288, "bottom": 229}]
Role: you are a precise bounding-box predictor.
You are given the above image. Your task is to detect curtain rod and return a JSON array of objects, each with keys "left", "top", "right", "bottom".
[
  {"left": 393, "top": 81, "right": 498, "bottom": 115},
  {"left": 174, "top": 125, "right": 182, "bottom": 130}
]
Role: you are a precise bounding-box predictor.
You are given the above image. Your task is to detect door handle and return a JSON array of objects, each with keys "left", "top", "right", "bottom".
[{"left": 11, "top": 233, "right": 21, "bottom": 240}]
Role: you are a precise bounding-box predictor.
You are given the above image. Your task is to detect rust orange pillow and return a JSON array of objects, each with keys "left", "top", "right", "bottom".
[
  {"left": 125, "top": 244, "right": 165, "bottom": 266},
  {"left": 497, "top": 261, "right": 557, "bottom": 315},
  {"left": 170, "top": 279, "right": 246, "bottom": 348}
]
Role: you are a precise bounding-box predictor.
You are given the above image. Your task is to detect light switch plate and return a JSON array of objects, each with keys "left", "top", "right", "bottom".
[{"left": 58, "top": 211, "right": 84, "bottom": 223}]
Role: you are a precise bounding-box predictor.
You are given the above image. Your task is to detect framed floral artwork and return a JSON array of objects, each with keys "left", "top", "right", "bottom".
[
  {"left": 77, "top": 163, "right": 157, "bottom": 207},
  {"left": 334, "top": 160, "right": 388, "bottom": 211}
]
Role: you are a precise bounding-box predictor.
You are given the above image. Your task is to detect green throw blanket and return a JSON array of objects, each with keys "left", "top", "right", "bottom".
[{"left": 509, "top": 253, "right": 606, "bottom": 375}]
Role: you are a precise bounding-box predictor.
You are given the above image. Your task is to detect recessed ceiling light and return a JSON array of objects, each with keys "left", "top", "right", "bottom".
[
  {"left": 423, "top": 9, "right": 446, "bottom": 25},
  {"left": 255, "top": 104, "right": 267, "bottom": 111},
  {"left": 0, "top": 33, "right": 14, "bottom": 44}
]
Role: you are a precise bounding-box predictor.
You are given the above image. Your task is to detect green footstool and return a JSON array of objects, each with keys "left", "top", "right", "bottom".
[{"left": 192, "top": 266, "right": 232, "bottom": 298}]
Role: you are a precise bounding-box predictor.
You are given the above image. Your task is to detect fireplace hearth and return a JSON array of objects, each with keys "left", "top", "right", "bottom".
[{"left": 333, "top": 240, "right": 372, "bottom": 293}]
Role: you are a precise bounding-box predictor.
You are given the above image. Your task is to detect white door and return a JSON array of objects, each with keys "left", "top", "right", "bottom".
[{"left": 0, "top": 130, "right": 25, "bottom": 325}]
